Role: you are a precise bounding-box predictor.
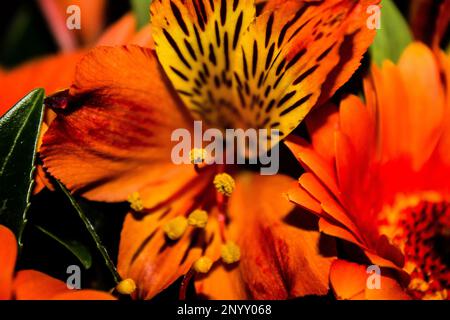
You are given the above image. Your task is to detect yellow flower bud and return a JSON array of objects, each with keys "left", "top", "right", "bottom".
[{"left": 116, "top": 278, "right": 136, "bottom": 295}]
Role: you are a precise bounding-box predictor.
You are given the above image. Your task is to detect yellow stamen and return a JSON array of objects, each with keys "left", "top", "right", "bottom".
[
  {"left": 128, "top": 192, "right": 144, "bottom": 212},
  {"left": 193, "top": 256, "right": 213, "bottom": 273},
  {"left": 188, "top": 209, "right": 208, "bottom": 228},
  {"left": 116, "top": 278, "right": 136, "bottom": 295},
  {"left": 163, "top": 216, "right": 188, "bottom": 240},
  {"left": 213, "top": 173, "right": 235, "bottom": 197},
  {"left": 190, "top": 148, "right": 207, "bottom": 164},
  {"left": 221, "top": 241, "right": 241, "bottom": 264}
]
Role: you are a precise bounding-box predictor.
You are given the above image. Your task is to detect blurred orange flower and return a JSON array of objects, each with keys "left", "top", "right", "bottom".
[
  {"left": 0, "top": 11, "right": 154, "bottom": 194},
  {"left": 0, "top": 225, "right": 115, "bottom": 300},
  {"left": 287, "top": 42, "right": 450, "bottom": 300},
  {"left": 41, "top": 0, "right": 378, "bottom": 299},
  {"left": 0, "top": 12, "right": 153, "bottom": 115}
]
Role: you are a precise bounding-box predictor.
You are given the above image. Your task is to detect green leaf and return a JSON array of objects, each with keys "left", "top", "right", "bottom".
[
  {"left": 55, "top": 180, "right": 121, "bottom": 283},
  {"left": 0, "top": 89, "right": 45, "bottom": 247},
  {"left": 131, "top": 0, "right": 153, "bottom": 30},
  {"left": 370, "top": 0, "right": 413, "bottom": 66},
  {"left": 35, "top": 225, "right": 93, "bottom": 269}
]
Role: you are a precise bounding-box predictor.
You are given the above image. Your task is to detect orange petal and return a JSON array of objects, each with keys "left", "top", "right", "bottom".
[
  {"left": 96, "top": 13, "right": 154, "bottom": 48},
  {"left": 13, "top": 270, "right": 115, "bottom": 300},
  {"left": 373, "top": 43, "right": 446, "bottom": 169},
  {"left": 287, "top": 184, "right": 322, "bottom": 214},
  {"left": 330, "top": 260, "right": 366, "bottom": 300},
  {"left": 318, "top": 218, "right": 366, "bottom": 249},
  {"left": 0, "top": 226, "right": 17, "bottom": 300},
  {"left": 436, "top": 50, "right": 450, "bottom": 166},
  {"left": 51, "top": 290, "right": 115, "bottom": 300},
  {"left": 318, "top": 0, "right": 379, "bottom": 105},
  {"left": 195, "top": 264, "right": 248, "bottom": 300},
  {"left": 334, "top": 129, "right": 382, "bottom": 245},
  {"left": 285, "top": 135, "right": 340, "bottom": 199},
  {"left": 339, "top": 95, "right": 375, "bottom": 164},
  {"left": 364, "top": 271, "right": 411, "bottom": 300},
  {"left": 298, "top": 172, "right": 361, "bottom": 239},
  {"left": 96, "top": 13, "right": 138, "bottom": 46},
  {"left": 330, "top": 260, "right": 410, "bottom": 300},
  {"left": 41, "top": 46, "right": 196, "bottom": 208},
  {"left": 118, "top": 174, "right": 221, "bottom": 300},
  {"left": 0, "top": 52, "right": 85, "bottom": 114},
  {"left": 397, "top": 43, "right": 445, "bottom": 170},
  {"left": 305, "top": 103, "right": 339, "bottom": 166},
  {"left": 223, "top": 173, "right": 336, "bottom": 299},
  {"left": 13, "top": 270, "right": 68, "bottom": 300},
  {"left": 58, "top": 0, "right": 106, "bottom": 46}
]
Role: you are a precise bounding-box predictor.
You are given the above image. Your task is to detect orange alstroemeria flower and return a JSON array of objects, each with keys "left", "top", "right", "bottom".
[
  {"left": 286, "top": 42, "right": 450, "bottom": 300},
  {"left": 0, "top": 225, "right": 114, "bottom": 300},
  {"left": 41, "top": 0, "right": 378, "bottom": 299}
]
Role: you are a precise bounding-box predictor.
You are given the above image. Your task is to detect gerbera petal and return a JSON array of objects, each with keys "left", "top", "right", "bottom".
[
  {"left": 330, "top": 260, "right": 410, "bottom": 300},
  {"left": 285, "top": 135, "right": 340, "bottom": 199},
  {"left": 298, "top": 172, "right": 361, "bottom": 239},
  {"left": 374, "top": 43, "right": 445, "bottom": 170},
  {"left": 305, "top": 103, "right": 339, "bottom": 166},
  {"left": 287, "top": 183, "right": 322, "bottom": 214},
  {"left": 329, "top": 259, "right": 366, "bottom": 299},
  {"left": 117, "top": 175, "right": 221, "bottom": 300},
  {"left": 41, "top": 46, "right": 197, "bottom": 208},
  {"left": 225, "top": 173, "right": 336, "bottom": 299},
  {"left": 0, "top": 226, "right": 17, "bottom": 300},
  {"left": 318, "top": 219, "right": 366, "bottom": 249},
  {"left": 436, "top": 50, "right": 450, "bottom": 165},
  {"left": 397, "top": 43, "right": 445, "bottom": 170}
]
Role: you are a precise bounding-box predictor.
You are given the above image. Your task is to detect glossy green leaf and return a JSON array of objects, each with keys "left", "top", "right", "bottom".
[
  {"left": 55, "top": 180, "right": 121, "bottom": 283},
  {"left": 36, "top": 225, "right": 93, "bottom": 269},
  {"left": 0, "top": 89, "right": 45, "bottom": 247},
  {"left": 370, "top": 0, "right": 413, "bottom": 66},
  {"left": 131, "top": 0, "right": 152, "bottom": 30}
]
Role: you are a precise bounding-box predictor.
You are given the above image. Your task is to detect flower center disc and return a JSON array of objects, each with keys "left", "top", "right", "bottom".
[{"left": 386, "top": 200, "right": 450, "bottom": 299}]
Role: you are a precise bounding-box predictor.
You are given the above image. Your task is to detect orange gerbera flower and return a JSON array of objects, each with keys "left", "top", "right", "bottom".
[
  {"left": 287, "top": 42, "right": 450, "bottom": 300},
  {"left": 0, "top": 225, "right": 114, "bottom": 300},
  {"left": 41, "top": 0, "right": 378, "bottom": 299}
]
